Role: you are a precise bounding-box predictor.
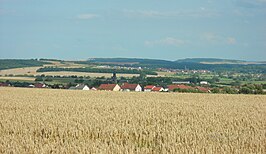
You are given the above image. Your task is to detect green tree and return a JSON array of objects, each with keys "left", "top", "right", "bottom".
[
  {"left": 35, "top": 77, "right": 43, "bottom": 82},
  {"left": 223, "top": 87, "right": 238, "bottom": 94},
  {"left": 239, "top": 87, "right": 252, "bottom": 94},
  {"left": 231, "top": 81, "right": 241, "bottom": 86},
  {"left": 211, "top": 88, "right": 221, "bottom": 93}
]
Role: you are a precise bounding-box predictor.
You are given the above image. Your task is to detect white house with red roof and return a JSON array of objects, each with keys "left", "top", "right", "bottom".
[
  {"left": 152, "top": 87, "right": 165, "bottom": 92},
  {"left": 144, "top": 85, "right": 156, "bottom": 92},
  {"left": 121, "top": 83, "right": 142, "bottom": 92},
  {"left": 69, "top": 84, "right": 90, "bottom": 90}
]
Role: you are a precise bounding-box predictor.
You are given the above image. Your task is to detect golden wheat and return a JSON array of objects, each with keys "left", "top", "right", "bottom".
[{"left": 0, "top": 87, "right": 265, "bottom": 153}]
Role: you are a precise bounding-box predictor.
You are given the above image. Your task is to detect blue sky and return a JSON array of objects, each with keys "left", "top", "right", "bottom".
[{"left": 0, "top": 0, "right": 265, "bottom": 61}]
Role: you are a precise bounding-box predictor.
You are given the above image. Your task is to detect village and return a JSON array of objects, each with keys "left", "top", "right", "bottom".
[
  {"left": 0, "top": 71, "right": 213, "bottom": 93},
  {"left": 68, "top": 82, "right": 211, "bottom": 93},
  {"left": 1, "top": 70, "right": 265, "bottom": 94},
  {"left": 0, "top": 80, "right": 211, "bottom": 93},
  {"left": 0, "top": 82, "right": 211, "bottom": 93}
]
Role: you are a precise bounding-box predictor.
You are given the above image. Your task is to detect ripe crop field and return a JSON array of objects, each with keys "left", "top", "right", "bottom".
[{"left": 0, "top": 88, "right": 265, "bottom": 153}]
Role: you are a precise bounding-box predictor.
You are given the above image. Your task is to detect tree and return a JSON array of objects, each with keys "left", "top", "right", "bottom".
[
  {"left": 44, "top": 78, "right": 53, "bottom": 82},
  {"left": 74, "top": 78, "right": 84, "bottom": 83},
  {"left": 239, "top": 87, "right": 252, "bottom": 94},
  {"left": 254, "top": 84, "right": 263, "bottom": 94},
  {"left": 223, "top": 87, "right": 238, "bottom": 94},
  {"left": 139, "top": 72, "right": 147, "bottom": 80},
  {"left": 231, "top": 81, "right": 241, "bottom": 86},
  {"left": 189, "top": 74, "right": 200, "bottom": 84},
  {"left": 35, "top": 77, "right": 43, "bottom": 82},
  {"left": 5, "top": 80, "right": 11, "bottom": 84},
  {"left": 211, "top": 88, "right": 221, "bottom": 93},
  {"left": 211, "top": 76, "right": 220, "bottom": 83}
]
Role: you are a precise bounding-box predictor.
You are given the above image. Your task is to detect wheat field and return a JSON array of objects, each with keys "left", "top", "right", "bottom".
[{"left": 0, "top": 87, "right": 265, "bottom": 153}]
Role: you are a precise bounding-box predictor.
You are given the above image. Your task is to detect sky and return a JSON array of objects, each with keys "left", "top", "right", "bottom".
[{"left": 0, "top": 0, "right": 265, "bottom": 61}]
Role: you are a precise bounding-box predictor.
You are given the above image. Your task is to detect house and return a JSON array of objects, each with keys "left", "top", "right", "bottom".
[
  {"left": 121, "top": 83, "right": 142, "bottom": 92},
  {"left": 90, "top": 87, "right": 97, "bottom": 91},
  {"left": 98, "top": 84, "right": 121, "bottom": 91},
  {"left": 28, "top": 84, "right": 35, "bottom": 88},
  {"left": 144, "top": 85, "right": 156, "bottom": 92},
  {"left": 69, "top": 84, "right": 90, "bottom": 90},
  {"left": 200, "top": 81, "right": 209, "bottom": 85},
  {"left": 152, "top": 87, "right": 164, "bottom": 92},
  {"left": 0, "top": 83, "right": 10, "bottom": 87},
  {"left": 167, "top": 84, "right": 194, "bottom": 91},
  {"left": 34, "top": 83, "right": 47, "bottom": 88}
]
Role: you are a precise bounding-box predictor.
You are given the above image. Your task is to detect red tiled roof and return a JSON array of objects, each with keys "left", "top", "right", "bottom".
[
  {"left": 152, "top": 87, "right": 164, "bottom": 91},
  {"left": 98, "top": 84, "right": 117, "bottom": 91},
  {"left": 121, "top": 83, "right": 139, "bottom": 90},
  {"left": 34, "top": 83, "right": 46, "bottom": 88},
  {"left": 144, "top": 85, "right": 155, "bottom": 89},
  {"left": 0, "top": 83, "right": 10, "bottom": 87},
  {"left": 196, "top": 86, "right": 210, "bottom": 93},
  {"left": 168, "top": 84, "right": 194, "bottom": 91}
]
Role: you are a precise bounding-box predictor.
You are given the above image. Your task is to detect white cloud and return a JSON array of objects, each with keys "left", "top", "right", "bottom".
[
  {"left": 145, "top": 37, "right": 185, "bottom": 47},
  {"left": 203, "top": 33, "right": 237, "bottom": 45},
  {"left": 77, "top": 14, "right": 98, "bottom": 20},
  {"left": 124, "top": 9, "right": 219, "bottom": 18},
  {"left": 227, "top": 37, "right": 237, "bottom": 45},
  {"left": 203, "top": 33, "right": 222, "bottom": 42},
  {"left": 124, "top": 10, "right": 163, "bottom": 18}
]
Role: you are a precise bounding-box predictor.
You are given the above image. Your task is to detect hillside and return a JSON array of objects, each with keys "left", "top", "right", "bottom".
[
  {"left": 80, "top": 58, "right": 266, "bottom": 73},
  {"left": 175, "top": 58, "right": 247, "bottom": 64},
  {"left": 0, "top": 59, "right": 50, "bottom": 70},
  {"left": 1, "top": 58, "right": 265, "bottom": 74},
  {"left": 87, "top": 58, "right": 174, "bottom": 65}
]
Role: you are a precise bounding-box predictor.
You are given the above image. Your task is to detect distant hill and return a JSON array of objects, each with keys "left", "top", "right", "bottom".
[
  {"left": 87, "top": 58, "right": 174, "bottom": 65},
  {"left": 176, "top": 58, "right": 248, "bottom": 64},
  {"left": 175, "top": 58, "right": 266, "bottom": 64},
  {"left": 0, "top": 58, "right": 265, "bottom": 74},
  {"left": 80, "top": 58, "right": 266, "bottom": 73},
  {"left": 89, "top": 58, "right": 264, "bottom": 65},
  {"left": 0, "top": 59, "right": 50, "bottom": 70}
]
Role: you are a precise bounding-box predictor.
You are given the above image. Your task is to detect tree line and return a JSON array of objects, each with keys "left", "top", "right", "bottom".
[{"left": 37, "top": 67, "right": 158, "bottom": 75}]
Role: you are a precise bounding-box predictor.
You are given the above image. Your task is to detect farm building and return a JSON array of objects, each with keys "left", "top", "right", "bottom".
[
  {"left": 172, "top": 81, "right": 191, "bottom": 84},
  {"left": 144, "top": 85, "right": 156, "bottom": 92},
  {"left": 98, "top": 84, "right": 121, "bottom": 91},
  {"left": 167, "top": 84, "right": 194, "bottom": 91},
  {"left": 69, "top": 84, "right": 90, "bottom": 90},
  {"left": 34, "top": 83, "right": 47, "bottom": 88},
  {"left": 121, "top": 83, "right": 142, "bottom": 92},
  {"left": 152, "top": 87, "right": 165, "bottom": 92},
  {"left": 200, "top": 81, "right": 209, "bottom": 85}
]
